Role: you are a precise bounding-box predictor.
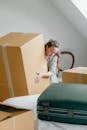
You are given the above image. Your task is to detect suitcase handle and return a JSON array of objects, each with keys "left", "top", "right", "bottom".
[{"left": 59, "top": 51, "right": 75, "bottom": 71}]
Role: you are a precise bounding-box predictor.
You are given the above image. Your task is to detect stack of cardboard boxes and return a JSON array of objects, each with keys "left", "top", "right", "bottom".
[{"left": 0, "top": 32, "right": 49, "bottom": 129}]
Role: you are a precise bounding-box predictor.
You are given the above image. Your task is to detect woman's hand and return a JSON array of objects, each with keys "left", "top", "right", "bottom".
[{"left": 34, "top": 72, "right": 43, "bottom": 83}]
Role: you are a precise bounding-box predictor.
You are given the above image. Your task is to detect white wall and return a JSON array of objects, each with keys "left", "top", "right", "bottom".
[
  {"left": 50, "top": 0, "right": 87, "bottom": 40},
  {"left": 0, "top": 0, "right": 87, "bottom": 66}
]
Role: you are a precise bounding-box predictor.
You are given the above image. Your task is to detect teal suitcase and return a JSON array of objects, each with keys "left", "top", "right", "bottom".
[{"left": 37, "top": 83, "right": 87, "bottom": 125}]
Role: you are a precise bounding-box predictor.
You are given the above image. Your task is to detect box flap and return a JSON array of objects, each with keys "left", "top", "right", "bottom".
[{"left": 0, "top": 110, "right": 12, "bottom": 121}]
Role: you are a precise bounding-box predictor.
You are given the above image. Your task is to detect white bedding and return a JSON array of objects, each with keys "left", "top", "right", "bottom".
[
  {"left": 37, "top": 119, "right": 87, "bottom": 130},
  {"left": 3, "top": 95, "right": 87, "bottom": 130}
]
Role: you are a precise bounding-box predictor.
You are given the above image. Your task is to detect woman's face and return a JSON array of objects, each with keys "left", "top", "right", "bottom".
[{"left": 45, "top": 46, "right": 54, "bottom": 57}]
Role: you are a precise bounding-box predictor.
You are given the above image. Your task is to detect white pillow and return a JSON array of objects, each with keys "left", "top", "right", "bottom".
[{"left": 3, "top": 94, "right": 40, "bottom": 110}]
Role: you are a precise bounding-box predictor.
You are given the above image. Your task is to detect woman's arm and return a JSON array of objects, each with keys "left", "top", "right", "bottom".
[
  {"left": 36, "top": 71, "right": 52, "bottom": 78},
  {"left": 35, "top": 71, "right": 52, "bottom": 83}
]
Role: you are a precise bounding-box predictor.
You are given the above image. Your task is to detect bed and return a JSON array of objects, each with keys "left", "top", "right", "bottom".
[
  {"left": 2, "top": 94, "right": 87, "bottom": 130},
  {"left": 37, "top": 119, "right": 87, "bottom": 130}
]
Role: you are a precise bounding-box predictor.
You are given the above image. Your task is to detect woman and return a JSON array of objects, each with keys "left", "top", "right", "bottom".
[{"left": 35, "top": 39, "right": 61, "bottom": 83}]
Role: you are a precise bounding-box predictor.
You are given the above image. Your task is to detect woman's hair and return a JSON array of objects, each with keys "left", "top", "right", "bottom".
[{"left": 45, "top": 39, "right": 60, "bottom": 52}]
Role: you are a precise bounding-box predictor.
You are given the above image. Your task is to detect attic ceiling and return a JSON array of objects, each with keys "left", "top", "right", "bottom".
[{"left": 50, "top": 0, "right": 87, "bottom": 40}]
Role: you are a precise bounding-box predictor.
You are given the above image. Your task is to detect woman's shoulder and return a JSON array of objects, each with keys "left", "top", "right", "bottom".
[
  {"left": 52, "top": 53, "right": 59, "bottom": 59},
  {"left": 50, "top": 54, "right": 58, "bottom": 62}
]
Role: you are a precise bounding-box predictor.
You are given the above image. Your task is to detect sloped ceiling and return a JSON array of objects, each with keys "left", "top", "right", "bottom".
[{"left": 50, "top": 0, "right": 87, "bottom": 40}]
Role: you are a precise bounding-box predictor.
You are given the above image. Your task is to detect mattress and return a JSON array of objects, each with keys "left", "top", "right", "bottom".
[
  {"left": 2, "top": 92, "right": 87, "bottom": 130},
  {"left": 37, "top": 119, "right": 87, "bottom": 130},
  {"left": 37, "top": 83, "right": 87, "bottom": 125}
]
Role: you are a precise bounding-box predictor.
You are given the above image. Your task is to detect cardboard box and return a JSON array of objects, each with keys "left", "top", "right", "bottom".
[
  {"left": 62, "top": 67, "right": 87, "bottom": 84},
  {"left": 0, "top": 46, "right": 10, "bottom": 100},
  {"left": 0, "top": 109, "right": 34, "bottom": 130},
  {"left": 0, "top": 32, "right": 49, "bottom": 101}
]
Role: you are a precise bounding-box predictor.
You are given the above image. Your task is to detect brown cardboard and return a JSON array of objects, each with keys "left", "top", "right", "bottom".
[
  {"left": 0, "top": 84, "right": 10, "bottom": 101},
  {"left": 0, "top": 111, "right": 12, "bottom": 121},
  {"left": 62, "top": 67, "right": 87, "bottom": 84},
  {"left": 0, "top": 32, "right": 49, "bottom": 100},
  {"left": 0, "top": 47, "right": 10, "bottom": 100},
  {"left": 0, "top": 110, "right": 34, "bottom": 130}
]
